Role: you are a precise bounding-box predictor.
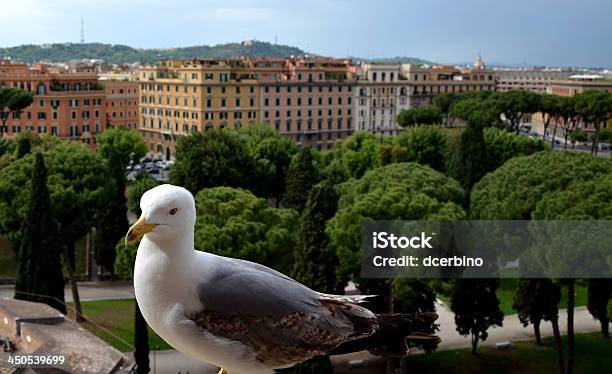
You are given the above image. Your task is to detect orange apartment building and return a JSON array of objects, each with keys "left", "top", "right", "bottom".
[
  {"left": 100, "top": 74, "right": 139, "bottom": 130},
  {"left": 0, "top": 60, "right": 106, "bottom": 146}
]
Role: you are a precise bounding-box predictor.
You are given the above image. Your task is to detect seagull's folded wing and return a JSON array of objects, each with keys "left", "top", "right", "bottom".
[{"left": 187, "top": 255, "right": 376, "bottom": 367}]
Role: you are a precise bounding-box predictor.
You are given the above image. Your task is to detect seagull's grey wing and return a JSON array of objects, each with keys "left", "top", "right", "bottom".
[
  {"left": 195, "top": 259, "right": 320, "bottom": 317},
  {"left": 188, "top": 255, "right": 377, "bottom": 368}
]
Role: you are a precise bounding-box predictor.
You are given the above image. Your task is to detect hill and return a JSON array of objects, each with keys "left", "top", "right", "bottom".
[{"left": 0, "top": 41, "right": 308, "bottom": 64}]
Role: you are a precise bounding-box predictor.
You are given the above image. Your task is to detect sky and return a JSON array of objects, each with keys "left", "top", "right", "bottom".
[{"left": 0, "top": 0, "right": 610, "bottom": 67}]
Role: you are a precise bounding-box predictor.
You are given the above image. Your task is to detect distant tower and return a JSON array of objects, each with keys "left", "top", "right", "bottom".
[
  {"left": 274, "top": 35, "right": 278, "bottom": 45},
  {"left": 80, "top": 18, "right": 85, "bottom": 43}
]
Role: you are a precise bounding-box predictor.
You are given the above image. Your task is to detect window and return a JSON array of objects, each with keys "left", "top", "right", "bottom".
[{"left": 37, "top": 112, "right": 46, "bottom": 120}]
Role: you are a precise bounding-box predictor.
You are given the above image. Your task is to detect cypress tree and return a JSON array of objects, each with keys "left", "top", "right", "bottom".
[
  {"left": 14, "top": 153, "right": 66, "bottom": 313},
  {"left": 284, "top": 146, "right": 319, "bottom": 212},
  {"left": 285, "top": 183, "right": 338, "bottom": 374},
  {"left": 97, "top": 178, "right": 128, "bottom": 277}
]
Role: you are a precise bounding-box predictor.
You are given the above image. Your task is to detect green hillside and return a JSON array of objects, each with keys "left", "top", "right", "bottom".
[
  {"left": 0, "top": 41, "right": 434, "bottom": 66},
  {"left": 0, "top": 41, "right": 308, "bottom": 64}
]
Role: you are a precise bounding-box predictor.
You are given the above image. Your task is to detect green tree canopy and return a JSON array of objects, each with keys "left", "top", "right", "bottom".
[
  {"left": 0, "top": 87, "right": 34, "bottom": 137},
  {"left": 194, "top": 187, "right": 299, "bottom": 274},
  {"left": 471, "top": 151, "right": 612, "bottom": 220},
  {"left": 0, "top": 141, "right": 111, "bottom": 255},
  {"left": 327, "top": 162, "right": 466, "bottom": 284},
  {"left": 240, "top": 124, "right": 297, "bottom": 203},
  {"left": 397, "top": 105, "right": 441, "bottom": 127},
  {"left": 170, "top": 129, "right": 255, "bottom": 194},
  {"left": 386, "top": 126, "right": 448, "bottom": 172}
]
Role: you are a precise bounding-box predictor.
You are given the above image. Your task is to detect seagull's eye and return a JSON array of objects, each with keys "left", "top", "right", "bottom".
[{"left": 169, "top": 208, "right": 178, "bottom": 216}]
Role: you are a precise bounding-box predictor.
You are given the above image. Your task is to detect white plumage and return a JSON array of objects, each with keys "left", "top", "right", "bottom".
[{"left": 128, "top": 184, "right": 379, "bottom": 374}]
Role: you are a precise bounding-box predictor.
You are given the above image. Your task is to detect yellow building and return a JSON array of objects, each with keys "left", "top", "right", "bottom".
[{"left": 138, "top": 59, "right": 260, "bottom": 158}]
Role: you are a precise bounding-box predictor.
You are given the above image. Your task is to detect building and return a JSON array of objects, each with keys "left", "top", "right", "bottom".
[
  {"left": 259, "top": 57, "right": 356, "bottom": 150},
  {"left": 138, "top": 57, "right": 357, "bottom": 157},
  {"left": 496, "top": 68, "right": 571, "bottom": 93},
  {"left": 354, "top": 63, "right": 409, "bottom": 135},
  {"left": 100, "top": 73, "right": 139, "bottom": 130},
  {"left": 354, "top": 56, "right": 496, "bottom": 135},
  {"left": 0, "top": 60, "right": 106, "bottom": 146},
  {"left": 138, "top": 59, "right": 261, "bottom": 158},
  {"left": 546, "top": 75, "right": 612, "bottom": 96}
]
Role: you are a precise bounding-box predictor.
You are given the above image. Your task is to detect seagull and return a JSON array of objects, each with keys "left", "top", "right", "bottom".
[{"left": 127, "top": 184, "right": 439, "bottom": 374}]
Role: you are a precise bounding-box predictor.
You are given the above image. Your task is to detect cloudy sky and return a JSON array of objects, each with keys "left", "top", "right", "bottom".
[{"left": 1, "top": 0, "right": 610, "bottom": 67}]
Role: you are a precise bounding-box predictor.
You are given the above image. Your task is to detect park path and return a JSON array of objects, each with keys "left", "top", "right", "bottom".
[{"left": 0, "top": 282, "right": 604, "bottom": 374}]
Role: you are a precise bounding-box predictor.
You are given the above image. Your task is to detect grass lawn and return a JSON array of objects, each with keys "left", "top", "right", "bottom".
[
  {"left": 438, "top": 279, "right": 588, "bottom": 316},
  {"left": 407, "top": 333, "right": 612, "bottom": 374},
  {"left": 69, "top": 299, "right": 172, "bottom": 352}
]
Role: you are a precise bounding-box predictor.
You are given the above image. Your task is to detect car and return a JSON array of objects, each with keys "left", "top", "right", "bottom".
[
  {"left": 147, "top": 168, "right": 161, "bottom": 175},
  {"left": 140, "top": 156, "right": 152, "bottom": 163}
]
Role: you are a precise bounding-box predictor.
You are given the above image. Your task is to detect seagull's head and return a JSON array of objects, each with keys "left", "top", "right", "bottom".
[{"left": 126, "top": 184, "right": 196, "bottom": 245}]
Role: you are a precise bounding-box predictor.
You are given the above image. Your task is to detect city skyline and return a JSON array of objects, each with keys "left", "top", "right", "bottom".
[{"left": 0, "top": 0, "right": 611, "bottom": 68}]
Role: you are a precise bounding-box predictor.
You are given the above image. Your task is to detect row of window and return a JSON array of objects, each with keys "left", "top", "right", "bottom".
[{"left": 263, "top": 96, "right": 352, "bottom": 106}]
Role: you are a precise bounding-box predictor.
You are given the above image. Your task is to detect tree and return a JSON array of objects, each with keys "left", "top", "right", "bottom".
[
  {"left": 450, "top": 278, "right": 503, "bottom": 355},
  {"left": 128, "top": 173, "right": 159, "bottom": 216},
  {"left": 471, "top": 151, "right": 612, "bottom": 374},
  {"left": 320, "top": 132, "right": 380, "bottom": 182},
  {"left": 284, "top": 146, "right": 320, "bottom": 212},
  {"left": 0, "top": 141, "right": 111, "bottom": 321},
  {"left": 574, "top": 90, "right": 612, "bottom": 155},
  {"left": 386, "top": 126, "right": 448, "bottom": 172},
  {"left": 586, "top": 279, "right": 612, "bottom": 338},
  {"left": 292, "top": 182, "right": 342, "bottom": 294},
  {"left": 96, "top": 127, "right": 147, "bottom": 277},
  {"left": 538, "top": 94, "right": 561, "bottom": 142},
  {"left": 0, "top": 87, "right": 34, "bottom": 138},
  {"left": 513, "top": 278, "right": 562, "bottom": 346},
  {"left": 169, "top": 129, "right": 255, "bottom": 194},
  {"left": 490, "top": 90, "right": 539, "bottom": 133},
  {"left": 241, "top": 125, "right": 297, "bottom": 205},
  {"left": 14, "top": 153, "right": 66, "bottom": 314},
  {"left": 327, "top": 162, "right": 466, "bottom": 295},
  {"left": 194, "top": 187, "right": 299, "bottom": 275},
  {"left": 286, "top": 182, "right": 340, "bottom": 374},
  {"left": 446, "top": 121, "right": 488, "bottom": 192},
  {"left": 397, "top": 106, "right": 441, "bottom": 127},
  {"left": 483, "top": 127, "right": 547, "bottom": 172},
  {"left": 432, "top": 93, "right": 458, "bottom": 127},
  {"left": 16, "top": 135, "right": 31, "bottom": 159}
]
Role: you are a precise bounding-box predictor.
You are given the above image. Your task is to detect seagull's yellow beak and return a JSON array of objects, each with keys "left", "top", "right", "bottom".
[{"left": 125, "top": 216, "right": 157, "bottom": 245}]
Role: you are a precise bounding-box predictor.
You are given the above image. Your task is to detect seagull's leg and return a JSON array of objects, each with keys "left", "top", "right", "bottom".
[{"left": 217, "top": 368, "right": 230, "bottom": 374}]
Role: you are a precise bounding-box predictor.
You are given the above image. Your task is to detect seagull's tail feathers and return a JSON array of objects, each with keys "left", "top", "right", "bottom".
[{"left": 326, "top": 312, "right": 440, "bottom": 357}]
